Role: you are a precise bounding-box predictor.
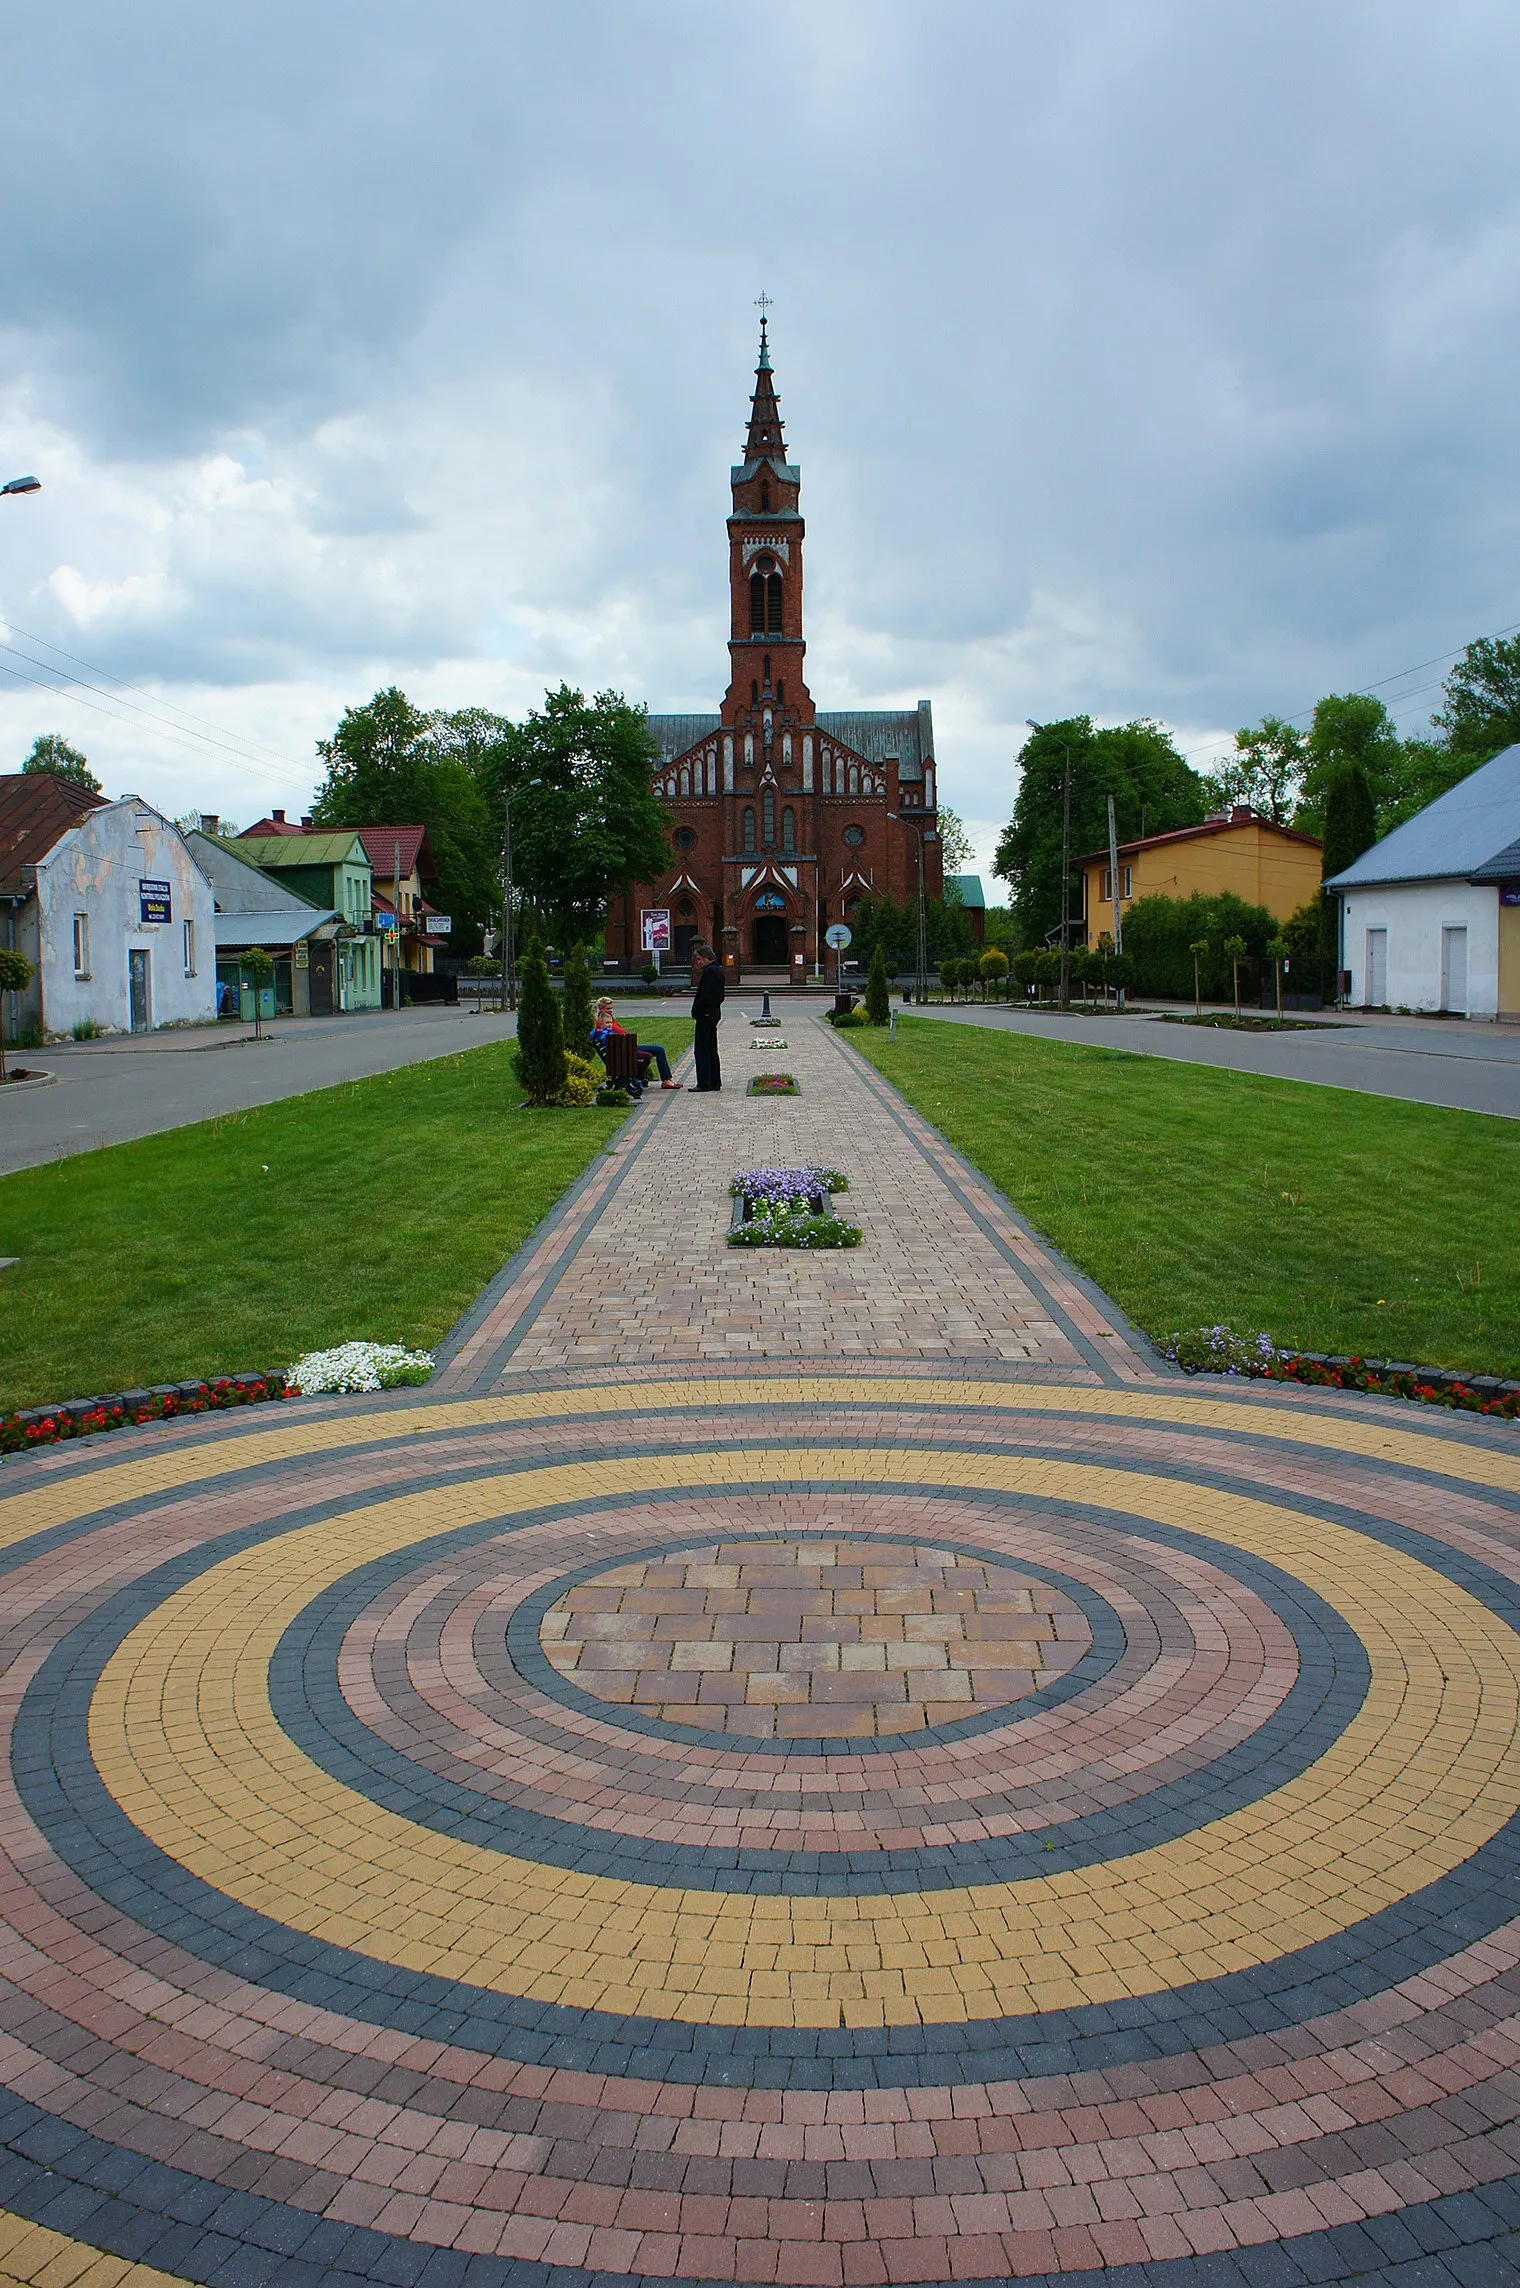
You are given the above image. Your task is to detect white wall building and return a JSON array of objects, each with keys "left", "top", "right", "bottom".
[
  {"left": 0, "top": 778, "right": 217, "bottom": 1037},
  {"left": 1326, "top": 744, "right": 1520, "bottom": 1021}
]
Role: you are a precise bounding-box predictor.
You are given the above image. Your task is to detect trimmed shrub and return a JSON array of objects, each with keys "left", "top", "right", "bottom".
[
  {"left": 978, "top": 947, "right": 1010, "bottom": 1000},
  {"left": 561, "top": 940, "right": 594, "bottom": 1052},
  {"left": 1123, "top": 892, "right": 1276, "bottom": 1000}
]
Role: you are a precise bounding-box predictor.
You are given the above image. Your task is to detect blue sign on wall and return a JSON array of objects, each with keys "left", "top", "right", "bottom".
[{"left": 138, "top": 880, "right": 172, "bottom": 924}]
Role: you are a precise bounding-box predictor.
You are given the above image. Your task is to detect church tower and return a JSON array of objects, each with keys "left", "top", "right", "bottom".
[
  {"left": 620, "top": 316, "right": 942, "bottom": 980},
  {"left": 722, "top": 313, "right": 815, "bottom": 759}
]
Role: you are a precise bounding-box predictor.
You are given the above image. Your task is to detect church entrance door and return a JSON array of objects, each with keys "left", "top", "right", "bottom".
[
  {"left": 752, "top": 915, "right": 789, "bottom": 966},
  {"left": 673, "top": 923, "right": 698, "bottom": 968}
]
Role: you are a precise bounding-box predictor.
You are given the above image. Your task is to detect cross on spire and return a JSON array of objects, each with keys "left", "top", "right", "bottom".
[{"left": 754, "top": 292, "right": 773, "bottom": 368}]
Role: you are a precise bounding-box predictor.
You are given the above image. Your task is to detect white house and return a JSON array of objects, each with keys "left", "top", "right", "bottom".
[
  {"left": 1325, "top": 743, "right": 1520, "bottom": 1021},
  {"left": 0, "top": 776, "right": 217, "bottom": 1037}
]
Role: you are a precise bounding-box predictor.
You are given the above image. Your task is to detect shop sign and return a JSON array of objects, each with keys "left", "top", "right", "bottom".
[
  {"left": 425, "top": 914, "right": 452, "bottom": 934},
  {"left": 138, "top": 880, "right": 172, "bottom": 925}
]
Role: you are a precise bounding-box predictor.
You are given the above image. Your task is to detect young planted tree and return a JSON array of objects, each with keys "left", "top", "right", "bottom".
[
  {"left": 1190, "top": 938, "right": 1210, "bottom": 1018},
  {"left": 242, "top": 947, "right": 275, "bottom": 1040},
  {"left": 561, "top": 941, "right": 594, "bottom": 1055},
  {"left": 864, "top": 942, "right": 891, "bottom": 1025},
  {"left": 979, "top": 947, "right": 1010, "bottom": 1002},
  {"left": 514, "top": 934, "right": 567, "bottom": 1105},
  {"left": 1266, "top": 935, "right": 1288, "bottom": 1022},
  {"left": 0, "top": 948, "right": 35, "bottom": 1079},
  {"left": 1224, "top": 934, "right": 1247, "bottom": 1019}
]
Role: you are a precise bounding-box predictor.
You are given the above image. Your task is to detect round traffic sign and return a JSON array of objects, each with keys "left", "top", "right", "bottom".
[{"left": 825, "top": 924, "right": 852, "bottom": 949}]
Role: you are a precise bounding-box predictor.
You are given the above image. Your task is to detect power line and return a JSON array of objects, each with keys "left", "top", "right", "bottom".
[
  {"left": 0, "top": 637, "right": 310, "bottom": 790},
  {"left": 1179, "top": 614, "right": 1520, "bottom": 766},
  {"left": 0, "top": 617, "right": 305, "bottom": 774}
]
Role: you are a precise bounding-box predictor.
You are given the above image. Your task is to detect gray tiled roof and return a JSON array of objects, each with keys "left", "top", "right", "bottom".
[
  {"left": 188, "top": 831, "right": 328, "bottom": 915},
  {"left": 1325, "top": 744, "right": 1520, "bottom": 887},
  {"left": 647, "top": 716, "right": 721, "bottom": 767},
  {"left": 646, "top": 701, "right": 936, "bottom": 781},
  {"left": 817, "top": 704, "right": 933, "bottom": 781},
  {"left": 213, "top": 909, "right": 338, "bottom": 949}
]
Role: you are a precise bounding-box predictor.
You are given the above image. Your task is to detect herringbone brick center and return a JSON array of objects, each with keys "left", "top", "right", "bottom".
[{"left": 538, "top": 1536, "right": 1090, "bottom": 1738}]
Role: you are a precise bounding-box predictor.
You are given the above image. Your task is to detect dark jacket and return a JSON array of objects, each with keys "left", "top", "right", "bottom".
[{"left": 691, "top": 963, "right": 725, "bottom": 1023}]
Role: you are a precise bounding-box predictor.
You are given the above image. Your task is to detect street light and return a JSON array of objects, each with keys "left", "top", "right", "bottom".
[
  {"left": 888, "top": 808, "right": 938, "bottom": 1006},
  {"left": 1, "top": 476, "right": 40, "bottom": 497},
  {"left": 499, "top": 778, "right": 542, "bottom": 1013},
  {"left": 1026, "top": 718, "right": 1074, "bottom": 1010}
]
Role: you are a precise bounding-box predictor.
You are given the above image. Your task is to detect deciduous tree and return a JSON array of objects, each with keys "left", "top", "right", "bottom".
[
  {"left": 22, "top": 734, "right": 100, "bottom": 794},
  {"left": 1204, "top": 716, "right": 1306, "bottom": 824},
  {"left": 486, "top": 686, "right": 670, "bottom": 947},
  {"left": 994, "top": 718, "right": 1207, "bottom": 947}
]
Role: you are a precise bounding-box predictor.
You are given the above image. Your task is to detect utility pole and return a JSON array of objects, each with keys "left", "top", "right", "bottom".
[
  {"left": 1106, "top": 794, "right": 1123, "bottom": 953},
  {"left": 1027, "top": 720, "right": 1074, "bottom": 1010},
  {"left": 393, "top": 837, "right": 402, "bottom": 1012},
  {"left": 499, "top": 797, "right": 517, "bottom": 1013}
]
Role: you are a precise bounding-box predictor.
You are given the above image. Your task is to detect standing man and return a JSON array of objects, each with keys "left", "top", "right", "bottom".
[{"left": 690, "top": 941, "right": 725, "bottom": 1093}]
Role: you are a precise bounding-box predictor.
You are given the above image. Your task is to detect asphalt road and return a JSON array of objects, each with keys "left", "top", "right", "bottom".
[{"left": 910, "top": 1001, "right": 1520, "bottom": 1119}]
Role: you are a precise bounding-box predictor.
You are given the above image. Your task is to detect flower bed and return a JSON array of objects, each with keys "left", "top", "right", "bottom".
[
  {"left": 730, "top": 1165, "right": 848, "bottom": 1207},
  {"left": 1163, "top": 1324, "right": 1519, "bottom": 1419},
  {"left": 287, "top": 1341, "right": 434, "bottom": 1394},
  {"left": 726, "top": 1165, "right": 860, "bottom": 1248},
  {"left": 2, "top": 1373, "right": 290, "bottom": 1457},
  {"left": 748, "top": 1072, "right": 799, "bottom": 1096}
]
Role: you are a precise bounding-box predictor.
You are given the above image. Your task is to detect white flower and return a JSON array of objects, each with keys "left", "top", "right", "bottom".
[{"left": 287, "top": 1340, "right": 434, "bottom": 1395}]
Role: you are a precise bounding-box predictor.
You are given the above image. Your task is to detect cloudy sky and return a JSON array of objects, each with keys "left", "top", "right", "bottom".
[{"left": 2, "top": 0, "right": 1518, "bottom": 873}]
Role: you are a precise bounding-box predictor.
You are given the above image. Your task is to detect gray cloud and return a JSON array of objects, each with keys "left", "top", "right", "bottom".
[{"left": 0, "top": 0, "right": 1517, "bottom": 848}]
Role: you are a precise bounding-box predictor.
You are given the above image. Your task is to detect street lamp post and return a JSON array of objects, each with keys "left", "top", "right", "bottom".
[
  {"left": 0, "top": 476, "right": 40, "bottom": 498},
  {"left": 888, "top": 809, "right": 938, "bottom": 1005},
  {"left": 1026, "top": 719, "right": 1074, "bottom": 1010}
]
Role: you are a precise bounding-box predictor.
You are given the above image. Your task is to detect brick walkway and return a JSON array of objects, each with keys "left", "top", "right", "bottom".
[
  {"left": 433, "top": 1012, "right": 1153, "bottom": 1389},
  {"left": 0, "top": 1016, "right": 1517, "bottom": 2288}
]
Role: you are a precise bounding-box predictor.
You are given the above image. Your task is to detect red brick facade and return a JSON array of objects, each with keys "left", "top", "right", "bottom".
[{"left": 609, "top": 324, "right": 942, "bottom": 977}]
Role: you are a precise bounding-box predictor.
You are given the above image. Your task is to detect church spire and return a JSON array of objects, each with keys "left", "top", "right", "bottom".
[{"left": 745, "top": 301, "right": 786, "bottom": 463}]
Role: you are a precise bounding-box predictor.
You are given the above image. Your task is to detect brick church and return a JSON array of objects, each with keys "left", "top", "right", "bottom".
[{"left": 608, "top": 321, "right": 942, "bottom": 977}]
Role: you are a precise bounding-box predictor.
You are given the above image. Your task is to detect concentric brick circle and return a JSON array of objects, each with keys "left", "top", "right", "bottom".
[{"left": 0, "top": 1372, "right": 1517, "bottom": 2288}]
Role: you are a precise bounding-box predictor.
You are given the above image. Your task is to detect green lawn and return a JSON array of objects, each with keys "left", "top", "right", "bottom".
[
  {"left": 0, "top": 1025, "right": 692, "bottom": 1411},
  {"left": 851, "top": 1018, "right": 1520, "bottom": 1378}
]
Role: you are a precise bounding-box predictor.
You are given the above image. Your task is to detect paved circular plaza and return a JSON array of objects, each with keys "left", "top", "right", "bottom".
[{"left": 0, "top": 1361, "right": 1517, "bottom": 2288}]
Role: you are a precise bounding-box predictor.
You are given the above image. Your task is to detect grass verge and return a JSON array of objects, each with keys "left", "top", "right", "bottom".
[
  {"left": 851, "top": 1017, "right": 1519, "bottom": 1378},
  {"left": 0, "top": 1026, "right": 693, "bottom": 1409}
]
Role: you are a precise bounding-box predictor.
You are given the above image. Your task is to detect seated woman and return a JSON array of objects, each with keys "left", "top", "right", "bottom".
[{"left": 591, "top": 997, "right": 684, "bottom": 1090}]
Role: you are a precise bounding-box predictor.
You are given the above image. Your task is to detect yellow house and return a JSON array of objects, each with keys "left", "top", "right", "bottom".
[{"left": 1078, "top": 807, "right": 1323, "bottom": 947}]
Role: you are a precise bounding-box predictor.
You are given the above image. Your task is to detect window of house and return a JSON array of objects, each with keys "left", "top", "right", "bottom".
[
  {"left": 762, "top": 788, "right": 776, "bottom": 845},
  {"left": 183, "top": 919, "right": 196, "bottom": 977},
  {"left": 782, "top": 806, "right": 795, "bottom": 854},
  {"left": 743, "top": 808, "right": 756, "bottom": 853},
  {"left": 72, "top": 913, "right": 90, "bottom": 977}
]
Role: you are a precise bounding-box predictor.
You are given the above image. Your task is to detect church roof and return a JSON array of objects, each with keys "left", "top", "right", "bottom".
[
  {"left": 648, "top": 715, "right": 721, "bottom": 767},
  {"left": 817, "top": 705, "right": 932, "bottom": 782},
  {"left": 647, "top": 703, "right": 935, "bottom": 782}
]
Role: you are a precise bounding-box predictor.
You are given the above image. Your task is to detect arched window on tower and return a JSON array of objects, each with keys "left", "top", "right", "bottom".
[
  {"left": 782, "top": 806, "right": 795, "bottom": 854},
  {"left": 749, "top": 571, "right": 767, "bottom": 634},
  {"left": 762, "top": 788, "right": 775, "bottom": 846},
  {"left": 760, "top": 480, "right": 770, "bottom": 511},
  {"left": 766, "top": 575, "right": 783, "bottom": 634},
  {"left": 742, "top": 808, "right": 756, "bottom": 854}
]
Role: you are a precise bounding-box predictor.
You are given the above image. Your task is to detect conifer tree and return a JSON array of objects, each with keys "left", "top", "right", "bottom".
[
  {"left": 561, "top": 941, "right": 593, "bottom": 1055},
  {"left": 865, "top": 941, "right": 890, "bottom": 1025},
  {"left": 514, "top": 933, "right": 566, "bottom": 1105},
  {"left": 1320, "top": 765, "right": 1377, "bottom": 975}
]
